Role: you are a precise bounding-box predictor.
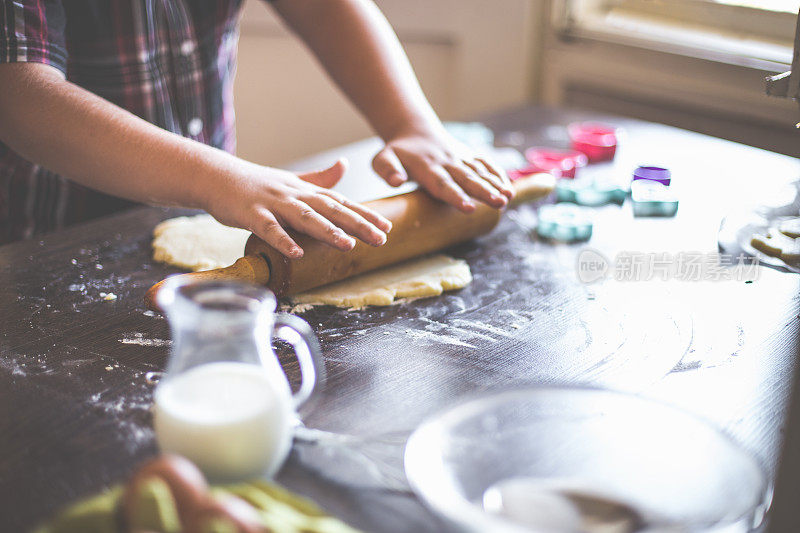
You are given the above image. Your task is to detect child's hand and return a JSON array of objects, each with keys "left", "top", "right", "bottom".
[
  {"left": 372, "top": 128, "right": 514, "bottom": 213},
  {"left": 206, "top": 159, "right": 391, "bottom": 259}
]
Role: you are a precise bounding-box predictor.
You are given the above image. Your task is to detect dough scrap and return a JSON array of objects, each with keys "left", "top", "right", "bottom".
[
  {"left": 152, "top": 214, "right": 250, "bottom": 271},
  {"left": 751, "top": 228, "right": 800, "bottom": 264},
  {"left": 291, "top": 255, "right": 472, "bottom": 308},
  {"left": 779, "top": 218, "right": 800, "bottom": 239}
]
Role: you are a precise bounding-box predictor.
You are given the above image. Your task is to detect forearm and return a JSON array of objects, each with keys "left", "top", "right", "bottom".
[
  {"left": 0, "top": 63, "right": 241, "bottom": 210},
  {"left": 272, "top": 0, "right": 443, "bottom": 141},
  {"left": 0, "top": 62, "right": 390, "bottom": 256}
]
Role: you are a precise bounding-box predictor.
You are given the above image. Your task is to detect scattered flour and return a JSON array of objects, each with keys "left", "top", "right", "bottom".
[
  {"left": 404, "top": 329, "right": 476, "bottom": 348},
  {"left": 145, "top": 371, "right": 164, "bottom": 385},
  {"left": 450, "top": 318, "right": 514, "bottom": 338},
  {"left": 120, "top": 332, "right": 171, "bottom": 347}
]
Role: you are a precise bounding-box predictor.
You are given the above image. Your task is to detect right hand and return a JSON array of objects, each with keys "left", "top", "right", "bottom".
[{"left": 205, "top": 158, "right": 391, "bottom": 259}]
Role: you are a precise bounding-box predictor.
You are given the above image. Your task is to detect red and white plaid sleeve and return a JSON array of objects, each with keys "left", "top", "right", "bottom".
[{"left": 0, "top": 0, "right": 67, "bottom": 74}]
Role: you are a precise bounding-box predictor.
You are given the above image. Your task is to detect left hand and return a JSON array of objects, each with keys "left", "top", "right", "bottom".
[{"left": 372, "top": 127, "right": 514, "bottom": 213}]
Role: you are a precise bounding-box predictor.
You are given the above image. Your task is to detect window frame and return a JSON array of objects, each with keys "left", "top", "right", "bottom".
[{"left": 552, "top": 0, "right": 798, "bottom": 70}]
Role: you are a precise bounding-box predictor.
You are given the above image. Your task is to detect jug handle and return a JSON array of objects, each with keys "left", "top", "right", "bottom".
[{"left": 272, "top": 314, "right": 326, "bottom": 409}]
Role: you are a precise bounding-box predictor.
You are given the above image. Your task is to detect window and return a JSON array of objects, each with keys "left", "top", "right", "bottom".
[
  {"left": 717, "top": 1, "right": 798, "bottom": 13},
  {"left": 554, "top": 0, "right": 799, "bottom": 68}
]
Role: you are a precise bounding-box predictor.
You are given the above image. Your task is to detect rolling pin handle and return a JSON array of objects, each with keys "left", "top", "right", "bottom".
[{"left": 144, "top": 255, "right": 271, "bottom": 313}]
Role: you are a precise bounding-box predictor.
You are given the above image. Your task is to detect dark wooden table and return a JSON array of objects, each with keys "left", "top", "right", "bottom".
[{"left": 2, "top": 106, "right": 799, "bottom": 532}]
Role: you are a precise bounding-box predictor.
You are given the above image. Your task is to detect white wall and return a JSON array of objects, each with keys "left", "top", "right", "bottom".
[
  {"left": 233, "top": 0, "right": 544, "bottom": 167},
  {"left": 234, "top": 0, "right": 800, "bottom": 165}
]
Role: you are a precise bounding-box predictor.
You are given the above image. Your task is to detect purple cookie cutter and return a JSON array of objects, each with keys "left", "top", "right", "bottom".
[{"left": 633, "top": 166, "right": 671, "bottom": 186}]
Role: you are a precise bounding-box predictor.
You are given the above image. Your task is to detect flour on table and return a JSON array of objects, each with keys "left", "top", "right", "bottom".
[
  {"left": 291, "top": 254, "right": 472, "bottom": 309},
  {"left": 152, "top": 214, "right": 250, "bottom": 271}
]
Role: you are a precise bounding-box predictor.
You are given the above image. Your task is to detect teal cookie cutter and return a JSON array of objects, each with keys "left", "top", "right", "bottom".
[
  {"left": 444, "top": 121, "right": 494, "bottom": 149},
  {"left": 631, "top": 179, "right": 678, "bottom": 217},
  {"left": 537, "top": 204, "right": 594, "bottom": 242},
  {"left": 556, "top": 176, "right": 628, "bottom": 207}
]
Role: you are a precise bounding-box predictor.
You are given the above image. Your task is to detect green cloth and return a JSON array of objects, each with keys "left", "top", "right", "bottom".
[
  {"left": 36, "top": 480, "right": 360, "bottom": 533},
  {"left": 130, "top": 478, "right": 182, "bottom": 533},
  {"left": 33, "top": 486, "right": 122, "bottom": 533},
  {"left": 220, "top": 481, "right": 358, "bottom": 533}
]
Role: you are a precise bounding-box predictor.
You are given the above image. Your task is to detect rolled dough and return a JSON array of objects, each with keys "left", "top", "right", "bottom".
[
  {"left": 151, "top": 215, "right": 472, "bottom": 307},
  {"left": 152, "top": 214, "right": 250, "bottom": 271},
  {"left": 291, "top": 254, "right": 472, "bottom": 308}
]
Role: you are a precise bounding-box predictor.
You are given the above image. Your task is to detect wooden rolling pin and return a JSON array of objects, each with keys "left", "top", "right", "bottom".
[{"left": 145, "top": 173, "right": 555, "bottom": 310}]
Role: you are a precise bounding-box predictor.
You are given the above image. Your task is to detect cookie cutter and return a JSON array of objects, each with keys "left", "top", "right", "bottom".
[
  {"left": 568, "top": 122, "right": 618, "bottom": 163},
  {"left": 444, "top": 121, "right": 495, "bottom": 149},
  {"left": 633, "top": 166, "right": 671, "bottom": 186},
  {"left": 524, "top": 147, "right": 588, "bottom": 179},
  {"left": 556, "top": 175, "right": 629, "bottom": 207},
  {"left": 537, "top": 204, "right": 594, "bottom": 242},
  {"left": 631, "top": 179, "right": 679, "bottom": 217}
]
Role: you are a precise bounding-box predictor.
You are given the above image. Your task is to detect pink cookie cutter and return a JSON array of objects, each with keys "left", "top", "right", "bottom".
[
  {"left": 568, "top": 122, "right": 618, "bottom": 163},
  {"left": 524, "top": 147, "right": 588, "bottom": 179}
]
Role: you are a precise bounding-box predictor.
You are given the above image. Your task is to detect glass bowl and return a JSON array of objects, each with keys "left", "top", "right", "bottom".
[{"left": 404, "top": 387, "right": 769, "bottom": 532}]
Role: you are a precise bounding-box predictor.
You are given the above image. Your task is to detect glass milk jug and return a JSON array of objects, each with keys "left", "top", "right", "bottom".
[{"left": 153, "top": 278, "right": 325, "bottom": 482}]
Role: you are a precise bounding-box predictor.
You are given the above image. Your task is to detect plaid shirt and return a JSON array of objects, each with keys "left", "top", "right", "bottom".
[{"left": 0, "top": 0, "right": 247, "bottom": 243}]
